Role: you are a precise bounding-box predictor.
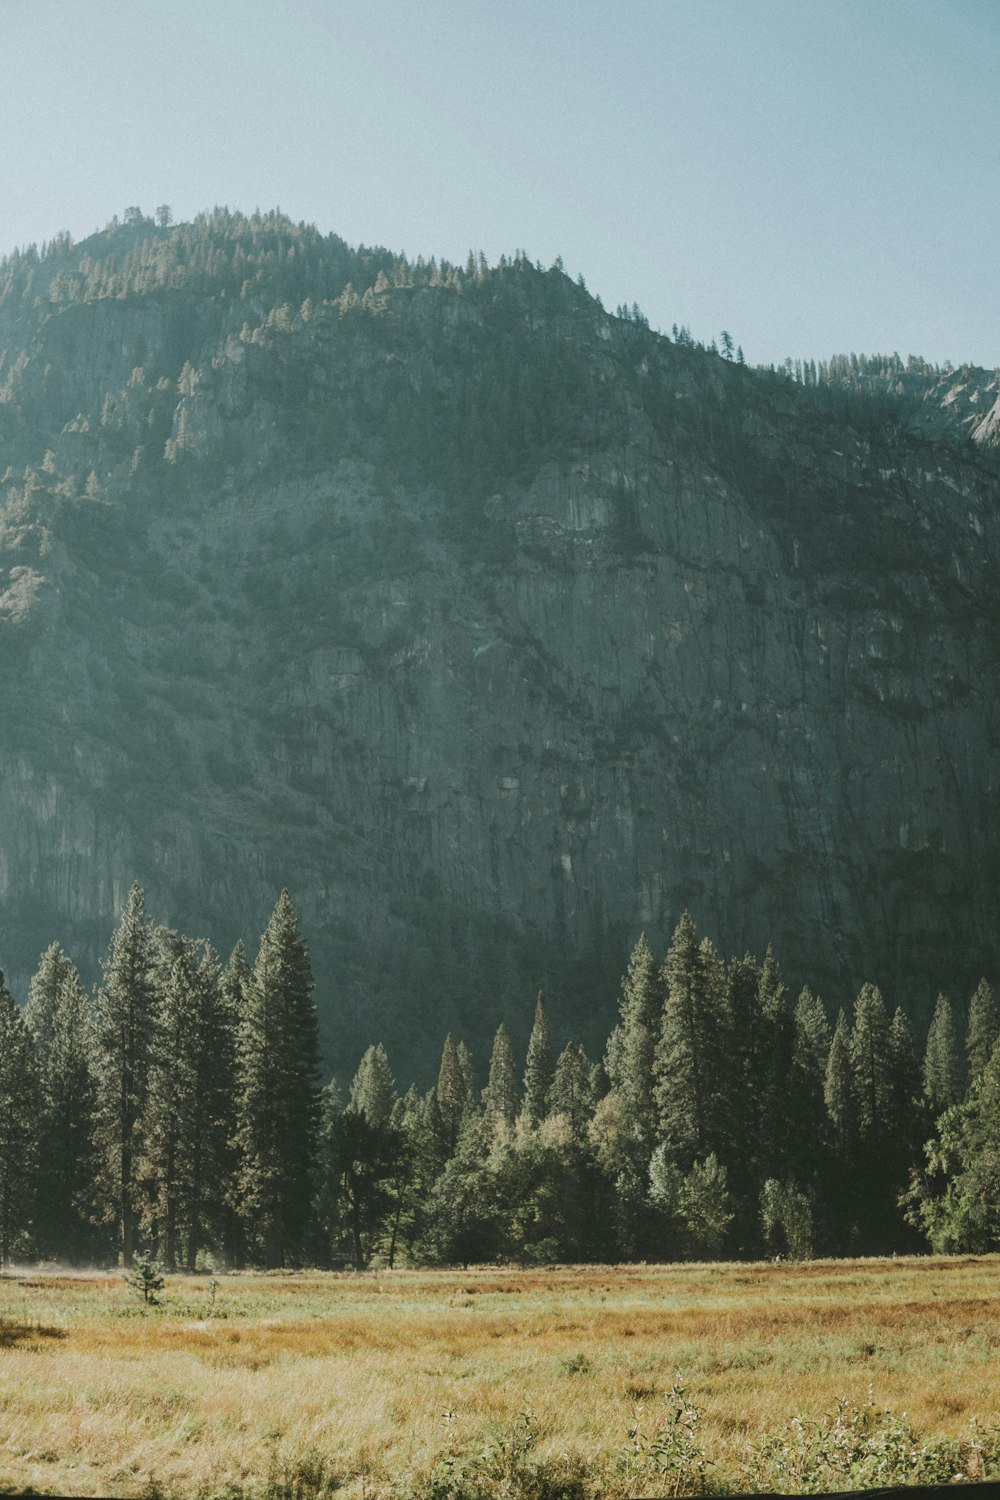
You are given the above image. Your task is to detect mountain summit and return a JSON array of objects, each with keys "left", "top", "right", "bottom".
[{"left": 1, "top": 209, "right": 998, "bottom": 1076}]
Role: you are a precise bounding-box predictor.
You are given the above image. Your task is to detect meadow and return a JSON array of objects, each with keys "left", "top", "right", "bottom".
[{"left": 1, "top": 1257, "right": 999, "bottom": 1498}]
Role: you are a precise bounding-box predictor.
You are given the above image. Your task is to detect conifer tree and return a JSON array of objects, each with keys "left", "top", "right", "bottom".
[
  {"left": 824, "top": 1010, "right": 855, "bottom": 1158},
  {"left": 92, "top": 883, "right": 156, "bottom": 1266},
  {"left": 753, "top": 945, "right": 794, "bottom": 1178},
  {"left": 548, "top": 1042, "right": 596, "bottom": 1135},
  {"left": 720, "top": 952, "right": 762, "bottom": 1219},
  {"left": 482, "top": 1023, "right": 518, "bottom": 1129},
  {"left": 654, "top": 914, "right": 725, "bottom": 1166},
  {"left": 457, "top": 1040, "right": 476, "bottom": 1103},
  {"left": 0, "top": 971, "right": 39, "bottom": 1266},
  {"left": 965, "top": 980, "right": 999, "bottom": 1086},
  {"left": 138, "top": 931, "right": 206, "bottom": 1270},
  {"left": 30, "top": 961, "right": 101, "bottom": 1260},
  {"left": 332, "top": 1046, "right": 399, "bottom": 1267},
  {"left": 888, "top": 1006, "right": 927, "bottom": 1181},
  {"left": 924, "top": 993, "right": 963, "bottom": 1113},
  {"left": 850, "top": 983, "right": 893, "bottom": 1141},
  {"left": 614, "top": 933, "right": 661, "bottom": 1147},
  {"left": 850, "top": 983, "right": 899, "bottom": 1249},
  {"left": 235, "top": 890, "right": 321, "bottom": 1267},
  {"left": 139, "top": 933, "right": 230, "bottom": 1271},
  {"left": 522, "top": 992, "right": 554, "bottom": 1126},
  {"left": 437, "top": 1033, "right": 469, "bottom": 1155},
  {"left": 216, "top": 941, "right": 251, "bottom": 1267},
  {"left": 786, "top": 987, "right": 831, "bottom": 1189},
  {"left": 350, "top": 1043, "right": 395, "bottom": 1129},
  {"left": 24, "top": 942, "right": 77, "bottom": 1047}
]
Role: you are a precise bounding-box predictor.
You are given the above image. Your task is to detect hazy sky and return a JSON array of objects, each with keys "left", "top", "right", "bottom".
[{"left": 3, "top": 0, "right": 998, "bottom": 367}]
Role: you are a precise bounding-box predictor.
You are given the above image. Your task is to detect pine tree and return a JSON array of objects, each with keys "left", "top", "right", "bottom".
[
  {"left": 139, "top": 932, "right": 229, "bottom": 1271},
  {"left": 924, "top": 993, "right": 963, "bottom": 1113},
  {"left": 29, "top": 960, "right": 101, "bottom": 1260},
  {"left": 850, "top": 984, "right": 893, "bottom": 1142},
  {"left": 522, "top": 992, "right": 554, "bottom": 1126},
  {"left": 548, "top": 1042, "right": 596, "bottom": 1135},
  {"left": 965, "top": 980, "right": 999, "bottom": 1086},
  {"left": 332, "top": 1046, "right": 399, "bottom": 1267},
  {"left": 787, "top": 987, "right": 831, "bottom": 1190},
  {"left": 235, "top": 890, "right": 321, "bottom": 1267},
  {"left": 350, "top": 1043, "right": 395, "bottom": 1129},
  {"left": 888, "top": 1006, "right": 927, "bottom": 1188},
  {"left": 614, "top": 933, "right": 661, "bottom": 1147},
  {"left": 92, "top": 883, "right": 156, "bottom": 1266},
  {"left": 0, "top": 971, "right": 39, "bottom": 1266},
  {"left": 437, "top": 1033, "right": 469, "bottom": 1154},
  {"left": 216, "top": 941, "right": 250, "bottom": 1267},
  {"left": 753, "top": 945, "right": 794, "bottom": 1179},
  {"left": 824, "top": 1010, "right": 855, "bottom": 1158},
  {"left": 138, "top": 931, "right": 206, "bottom": 1270},
  {"left": 24, "top": 942, "right": 77, "bottom": 1047},
  {"left": 654, "top": 914, "right": 725, "bottom": 1166},
  {"left": 482, "top": 1023, "right": 518, "bottom": 1128}
]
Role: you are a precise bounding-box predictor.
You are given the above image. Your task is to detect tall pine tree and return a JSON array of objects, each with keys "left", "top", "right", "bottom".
[
  {"left": 235, "top": 891, "right": 321, "bottom": 1267},
  {"left": 92, "top": 884, "right": 156, "bottom": 1266},
  {"left": 482, "top": 1023, "right": 518, "bottom": 1129},
  {"left": 654, "top": 914, "right": 725, "bottom": 1166},
  {"left": 614, "top": 934, "right": 661, "bottom": 1147},
  {"left": 522, "top": 992, "right": 554, "bottom": 1126},
  {"left": 966, "top": 980, "right": 999, "bottom": 1085},
  {"left": 0, "top": 971, "right": 39, "bottom": 1266},
  {"left": 924, "top": 993, "right": 963, "bottom": 1113},
  {"left": 28, "top": 956, "right": 101, "bottom": 1261}
]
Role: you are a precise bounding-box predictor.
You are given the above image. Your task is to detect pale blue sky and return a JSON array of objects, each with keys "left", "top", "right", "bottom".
[{"left": 2, "top": 0, "right": 997, "bottom": 367}]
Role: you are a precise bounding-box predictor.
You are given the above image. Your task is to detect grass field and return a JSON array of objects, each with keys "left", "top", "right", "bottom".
[{"left": 1, "top": 1256, "right": 999, "bottom": 1497}]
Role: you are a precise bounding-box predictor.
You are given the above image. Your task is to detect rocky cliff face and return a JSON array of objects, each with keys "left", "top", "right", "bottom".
[{"left": 1, "top": 213, "right": 998, "bottom": 1078}]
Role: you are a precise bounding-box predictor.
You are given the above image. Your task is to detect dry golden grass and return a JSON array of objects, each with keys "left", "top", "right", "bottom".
[{"left": 0, "top": 1256, "right": 998, "bottom": 1496}]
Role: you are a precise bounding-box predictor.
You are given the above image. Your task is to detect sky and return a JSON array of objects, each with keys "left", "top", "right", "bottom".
[{"left": 2, "top": 0, "right": 998, "bottom": 368}]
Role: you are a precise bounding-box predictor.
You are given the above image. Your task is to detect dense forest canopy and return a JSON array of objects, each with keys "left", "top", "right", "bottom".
[{"left": 1, "top": 890, "right": 997, "bottom": 1270}]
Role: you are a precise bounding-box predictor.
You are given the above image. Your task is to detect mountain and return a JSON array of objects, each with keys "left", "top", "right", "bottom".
[{"left": 1, "top": 208, "right": 999, "bottom": 1079}]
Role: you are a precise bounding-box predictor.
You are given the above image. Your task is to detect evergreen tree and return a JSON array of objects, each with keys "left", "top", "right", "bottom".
[
  {"left": 850, "top": 984, "right": 893, "bottom": 1142},
  {"left": 824, "top": 1010, "right": 855, "bottom": 1158},
  {"left": 30, "top": 961, "right": 102, "bottom": 1260},
  {"left": 482, "top": 1023, "right": 518, "bottom": 1129},
  {"left": 0, "top": 971, "right": 39, "bottom": 1266},
  {"left": 139, "top": 933, "right": 229, "bottom": 1271},
  {"left": 216, "top": 941, "right": 251, "bottom": 1267},
  {"left": 548, "top": 1042, "right": 596, "bottom": 1136},
  {"left": 614, "top": 933, "right": 661, "bottom": 1147},
  {"left": 849, "top": 983, "right": 900, "bottom": 1250},
  {"left": 753, "top": 945, "right": 794, "bottom": 1179},
  {"left": 522, "top": 993, "right": 554, "bottom": 1126},
  {"left": 965, "top": 980, "right": 999, "bottom": 1086},
  {"left": 331, "top": 1047, "right": 399, "bottom": 1268},
  {"left": 138, "top": 932, "right": 206, "bottom": 1270},
  {"left": 92, "top": 883, "right": 156, "bottom": 1266},
  {"left": 888, "top": 1006, "right": 927, "bottom": 1198},
  {"left": 235, "top": 890, "right": 321, "bottom": 1266},
  {"left": 350, "top": 1043, "right": 395, "bottom": 1129},
  {"left": 24, "top": 942, "right": 77, "bottom": 1048},
  {"left": 436, "top": 1033, "right": 469, "bottom": 1154},
  {"left": 787, "top": 987, "right": 831, "bottom": 1192},
  {"left": 654, "top": 914, "right": 725, "bottom": 1166},
  {"left": 924, "top": 993, "right": 963, "bottom": 1113}
]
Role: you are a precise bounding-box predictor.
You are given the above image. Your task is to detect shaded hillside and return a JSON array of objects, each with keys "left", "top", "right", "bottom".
[{"left": 1, "top": 208, "right": 999, "bottom": 1079}]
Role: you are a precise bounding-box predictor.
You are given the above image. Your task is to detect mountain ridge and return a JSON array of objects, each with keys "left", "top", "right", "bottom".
[{"left": 2, "top": 209, "right": 999, "bottom": 1080}]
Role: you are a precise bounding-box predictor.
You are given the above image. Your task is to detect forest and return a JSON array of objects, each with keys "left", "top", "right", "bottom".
[{"left": 1, "top": 885, "right": 996, "bottom": 1272}]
